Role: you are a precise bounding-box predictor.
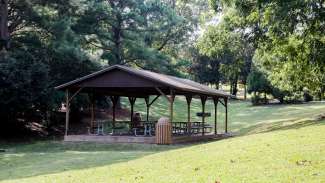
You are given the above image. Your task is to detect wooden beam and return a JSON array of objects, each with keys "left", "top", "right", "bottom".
[
  {"left": 218, "top": 98, "right": 226, "bottom": 107},
  {"left": 68, "top": 87, "right": 83, "bottom": 103},
  {"left": 65, "top": 87, "right": 83, "bottom": 134},
  {"left": 186, "top": 95, "right": 192, "bottom": 135},
  {"left": 148, "top": 95, "right": 160, "bottom": 106},
  {"left": 200, "top": 95, "right": 207, "bottom": 136},
  {"left": 143, "top": 95, "right": 160, "bottom": 122},
  {"left": 155, "top": 87, "right": 172, "bottom": 102},
  {"left": 65, "top": 90, "right": 70, "bottom": 136},
  {"left": 213, "top": 97, "right": 219, "bottom": 135},
  {"left": 155, "top": 87, "right": 175, "bottom": 122}
]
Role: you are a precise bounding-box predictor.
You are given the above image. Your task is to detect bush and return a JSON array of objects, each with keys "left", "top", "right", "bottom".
[
  {"left": 283, "top": 92, "right": 304, "bottom": 104},
  {"left": 303, "top": 89, "right": 313, "bottom": 102},
  {"left": 251, "top": 95, "right": 268, "bottom": 105},
  {"left": 271, "top": 87, "right": 286, "bottom": 104},
  {"left": 247, "top": 70, "right": 271, "bottom": 95},
  {"left": 0, "top": 52, "right": 51, "bottom": 122}
]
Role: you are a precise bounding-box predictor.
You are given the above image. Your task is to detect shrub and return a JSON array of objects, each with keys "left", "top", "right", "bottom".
[
  {"left": 303, "top": 89, "right": 313, "bottom": 102},
  {"left": 251, "top": 94, "right": 268, "bottom": 105},
  {"left": 271, "top": 87, "right": 287, "bottom": 104}
]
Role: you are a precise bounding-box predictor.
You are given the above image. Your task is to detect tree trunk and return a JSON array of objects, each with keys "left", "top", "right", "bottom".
[
  {"left": 109, "top": 1, "right": 123, "bottom": 65},
  {"left": 319, "top": 85, "right": 324, "bottom": 101},
  {"left": 113, "top": 21, "right": 122, "bottom": 64},
  {"left": 243, "top": 83, "right": 247, "bottom": 100},
  {"left": 229, "top": 83, "right": 233, "bottom": 95},
  {"left": 232, "top": 81, "right": 238, "bottom": 96},
  {"left": 215, "top": 82, "right": 219, "bottom": 89},
  {"left": 0, "top": 0, "right": 9, "bottom": 50},
  {"left": 116, "top": 96, "right": 122, "bottom": 109},
  {"left": 230, "top": 77, "right": 238, "bottom": 96}
]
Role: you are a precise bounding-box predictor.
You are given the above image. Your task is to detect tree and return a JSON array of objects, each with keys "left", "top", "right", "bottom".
[
  {"left": 0, "top": 0, "right": 9, "bottom": 50},
  {"left": 197, "top": 23, "right": 248, "bottom": 96},
  {"left": 221, "top": 0, "right": 325, "bottom": 100},
  {"left": 0, "top": 0, "right": 100, "bottom": 137},
  {"left": 247, "top": 69, "right": 271, "bottom": 103},
  {"left": 190, "top": 48, "right": 222, "bottom": 88},
  {"left": 75, "top": 0, "right": 184, "bottom": 72}
]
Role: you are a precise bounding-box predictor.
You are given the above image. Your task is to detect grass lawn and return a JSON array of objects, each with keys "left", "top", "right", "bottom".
[
  {"left": 1, "top": 100, "right": 325, "bottom": 183},
  {"left": 124, "top": 98, "right": 325, "bottom": 135}
]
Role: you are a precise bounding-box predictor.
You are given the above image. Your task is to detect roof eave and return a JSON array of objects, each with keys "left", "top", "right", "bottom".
[{"left": 54, "top": 65, "right": 232, "bottom": 98}]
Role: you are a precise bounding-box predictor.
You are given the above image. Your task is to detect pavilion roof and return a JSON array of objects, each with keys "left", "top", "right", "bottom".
[{"left": 55, "top": 65, "right": 231, "bottom": 98}]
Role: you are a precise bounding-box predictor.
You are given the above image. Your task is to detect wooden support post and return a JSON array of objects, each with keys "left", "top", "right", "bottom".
[
  {"left": 169, "top": 90, "right": 175, "bottom": 122},
  {"left": 91, "top": 100, "right": 95, "bottom": 129},
  {"left": 200, "top": 95, "right": 207, "bottom": 136},
  {"left": 110, "top": 96, "right": 119, "bottom": 129},
  {"left": 186, "top": 95, "right": 192, "bottom": 135},
  {"left": 128, "top": 97, "right": 136, "bottom": 122},
  {"left": 65, "top": 90, "right": 70, "bottom": 136},
  {"left": 90, "top": 94, "right": 95, "bottom": 132},
  {"left": 213, "top": 97, "right": 219, "bottom": 135},
  {"left": 145, "top": 96, "right": 150, "bottom": 121},
  {"left": 225, "top": 97, "right": 228, "bottom": 133}
]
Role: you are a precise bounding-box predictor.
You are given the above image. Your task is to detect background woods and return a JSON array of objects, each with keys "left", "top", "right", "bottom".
[{"left": 0, "top": 0, "right": 324, "bottom": 137}]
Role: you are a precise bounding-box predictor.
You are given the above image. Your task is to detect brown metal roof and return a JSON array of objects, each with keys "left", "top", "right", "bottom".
[{"left": 55, "top": 65, "right": 230, "bottom": 98}]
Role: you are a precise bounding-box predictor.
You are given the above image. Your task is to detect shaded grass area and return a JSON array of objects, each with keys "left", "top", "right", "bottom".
[
  {"left": 1, "top": 120, "right": 324, "bottom": 183},
  {"left": 0, "top": 142, "right": 182, "bottom": 181},
  {"left": 1, "top": 101, "right": 325, "bottom": 182}
]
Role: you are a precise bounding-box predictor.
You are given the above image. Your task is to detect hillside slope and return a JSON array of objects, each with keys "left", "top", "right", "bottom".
[{"left": 2, "top": 120, "right": 324, "bottom": 183}]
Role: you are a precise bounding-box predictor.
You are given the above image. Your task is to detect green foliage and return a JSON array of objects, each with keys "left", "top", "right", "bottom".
[
  {"left": 74, "top": 0, "right": 193, "bottom": 73},
  {"left": 203, "top": 0, "right": 325, "bottom": 101},
  {"left": 271, "top": 87, "right": 286, "bottom": 104},
  {"left": 190, "top": 48, "right": 221, "bottom": 88},
  {"left": 232, "top": 0, "right": 325, "bottom": 100},
  {"left": 246, "top": 69, "right": 271, "bottom": 104},
  {"left": 247, "top": 67, "right": 305, "bottom": 104},
  {"left": 247, "top": 69, "right": 270, "bottom": 95},
  {"left": 303, "top": 88, "right": 313, "bottom": 102},
  {"left": 0, "top": 0, "right": 100, "bottom": 136},
  {"left": 0, "top": 0, "right": 207, "bottom": 136},
  {"left": 0, "top": 52, "right": 50, "bottom": 119},
  {"left": 196, "top": 20, "right": 253, "bottom": 95}
]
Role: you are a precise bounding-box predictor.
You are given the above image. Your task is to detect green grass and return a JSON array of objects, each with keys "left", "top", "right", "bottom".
[
  {"left": 1, "top": 120, "right": 324, "bottom": 183},
  {"left": 123, "top": 97, "right": 325, "bottom": 135},
  {"left": 1, "top": 100, "right": 325, "bottom": 183}
]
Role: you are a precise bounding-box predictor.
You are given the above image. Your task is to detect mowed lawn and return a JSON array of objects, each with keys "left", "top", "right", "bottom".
[
  {"left": 1, "top": 100, "right": 325, "bottom": 183},
  {"left": 126, "top": 98, "right": 325, "bottom": 135}
]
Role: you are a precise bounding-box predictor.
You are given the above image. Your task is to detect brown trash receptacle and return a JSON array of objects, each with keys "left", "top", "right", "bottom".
[{"left": 155, "top": 117, "right": 172, "bottom": 145}]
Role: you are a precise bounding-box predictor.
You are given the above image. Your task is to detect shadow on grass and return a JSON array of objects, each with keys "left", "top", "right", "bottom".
[
  {"left": 237, "top": 119, "right": 325, "bottom": 136},
  {"left": 0, "top": 141, "right": 187, "bottom": 181},
  {"left": 2, "top": 118, "right": 324, "bottom": 181}
]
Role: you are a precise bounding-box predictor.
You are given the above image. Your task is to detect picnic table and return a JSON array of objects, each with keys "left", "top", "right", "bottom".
[
  {"left": 133, "top": 121, "right": 156, "bottom": 136},
  {"left": 172, "top": 122, "right": 213, "bottom": 135}
]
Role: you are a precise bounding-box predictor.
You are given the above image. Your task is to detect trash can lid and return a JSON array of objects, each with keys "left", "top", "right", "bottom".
[{"left": 157, "top": 117, "right": 170, "bottom": 124}]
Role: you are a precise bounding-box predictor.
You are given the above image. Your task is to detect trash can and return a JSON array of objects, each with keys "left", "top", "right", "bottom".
[{"left": 155, "top": 117, "right": 172, "bottom": 144}]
